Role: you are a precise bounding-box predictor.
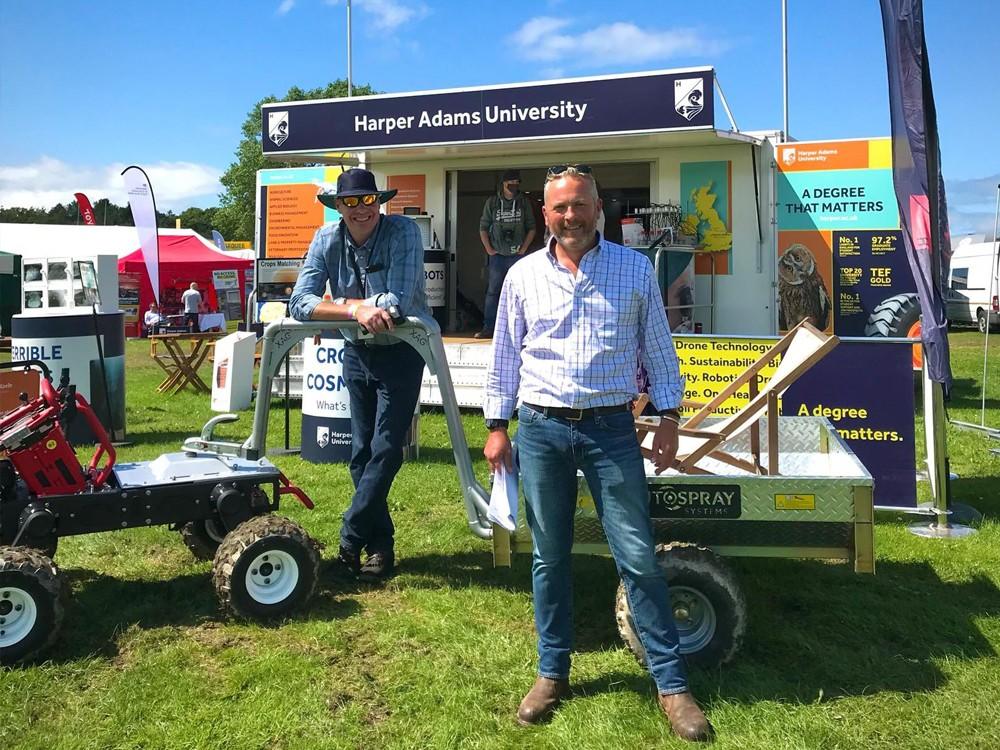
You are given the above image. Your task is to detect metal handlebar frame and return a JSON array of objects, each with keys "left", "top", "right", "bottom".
[{"left": 186, "top": 316, "right": 493, "bottom": 540}]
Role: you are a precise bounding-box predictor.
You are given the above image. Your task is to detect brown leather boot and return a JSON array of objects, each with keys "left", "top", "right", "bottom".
[
  {"left": 658, "top": 691, "right": 714, "bottom": 742},
  {"left": 516, "top": 677, "right": 570, "bottom": 726}
]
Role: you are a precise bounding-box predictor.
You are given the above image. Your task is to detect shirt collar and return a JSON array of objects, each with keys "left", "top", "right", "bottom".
[
  {"left": 342, "top": 216, "right": 381, "bottom": 254},
  {"left": 544, "top": 231, "right": 604, "bottom": 266}
]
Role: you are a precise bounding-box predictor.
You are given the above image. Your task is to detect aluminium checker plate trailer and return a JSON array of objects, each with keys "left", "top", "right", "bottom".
[{"left": 229, "top": 317, "right": 875, "bottom": 670}]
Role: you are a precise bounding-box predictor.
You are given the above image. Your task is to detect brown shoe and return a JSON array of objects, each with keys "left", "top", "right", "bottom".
[
  {"left": 658, "top": 691, "right": 714, "bottom": 742},
  {"left": 473, "top": 329, "right": 493, "bottom": 339},
  {"left": 516, "top": 677, "right": 570, "bottom": 726}
]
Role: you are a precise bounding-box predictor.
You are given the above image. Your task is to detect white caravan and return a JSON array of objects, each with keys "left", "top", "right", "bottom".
[{"left": 947, "top": 239, "right": 999, "bottom": 332}]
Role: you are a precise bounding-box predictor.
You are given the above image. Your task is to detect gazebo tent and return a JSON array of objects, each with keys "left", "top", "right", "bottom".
[{"left": 117, "top": 234, "right": 253, "bottom": 321}]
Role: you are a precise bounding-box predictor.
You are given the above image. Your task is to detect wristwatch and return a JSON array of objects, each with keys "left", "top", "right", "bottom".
[
  {"left": 485, "top": 419, "right": 509, "bottom": 431},
  {"left": 333, "top": 297, "right": 347, "bottom": 306},
  {"left": 659, "top": 408, "right": 681, "bottom": 423}
]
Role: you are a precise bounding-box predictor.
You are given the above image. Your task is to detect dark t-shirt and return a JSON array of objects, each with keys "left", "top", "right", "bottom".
[{"left": 479, "top": 192, "right": 535, "bottom": 256}]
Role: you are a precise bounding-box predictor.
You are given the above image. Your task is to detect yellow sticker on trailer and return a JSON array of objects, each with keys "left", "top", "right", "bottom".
[{"left": 775, "top": 493, "right": 815, "bottom": 510}]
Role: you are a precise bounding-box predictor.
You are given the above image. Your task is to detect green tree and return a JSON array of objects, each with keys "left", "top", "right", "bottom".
[
  {"left": 91, "top": 198, "right": 133, "bottom": 226},
  {"left": 178, "top": 206, "right": 218, "bottom": 238},
  {"left": 46, "top": 202, "right": 76, "bottom": 224},
  {"left": 0, "top": 206, "right": 47, "bottom": 223},
  {"left": 215, "top": 79, "right": 378, "bottom": 242}
]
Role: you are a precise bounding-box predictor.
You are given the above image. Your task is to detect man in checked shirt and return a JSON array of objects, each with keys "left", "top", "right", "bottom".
[{"left": 483, "top": 165, "right": 712, "bottom": 742}]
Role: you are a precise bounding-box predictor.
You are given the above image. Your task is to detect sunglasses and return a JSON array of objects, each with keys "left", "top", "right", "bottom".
[
  {"left": 546, "top": 164, "right": 593, "bottom": 177},
  {"left": 339, "top": 194, "right": 379, "bottom": 208}
]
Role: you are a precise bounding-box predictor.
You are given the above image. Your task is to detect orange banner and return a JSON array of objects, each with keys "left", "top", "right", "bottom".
[
  {"left": 776, "top": 140, "right": 871, "bottom": 172},
  {"left": 386, "top": 174, "right": 426, "bottom": 215},
  {"left": 776, "top": 230, "right": 834, "bottom": 333},
  {"left": 265, "top": 183, "right": 325, "bottom": 258}
]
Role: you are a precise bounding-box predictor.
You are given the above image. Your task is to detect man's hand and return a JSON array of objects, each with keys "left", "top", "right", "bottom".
[
  {"left": 354, "top": 305, "right": 395, "bottom": 334},
  {"left": 484, "top": 429, "right": 513, "bottom": 474},
  {"left": 649, "top": 418, "right": 679, "bottom": 475},
  {"left": 485, "top": 245, "right": 497, "bottom": 256}
]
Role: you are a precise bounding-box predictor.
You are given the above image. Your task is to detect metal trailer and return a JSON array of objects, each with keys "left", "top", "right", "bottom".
[{"left": 188, "top": 317, "right": 874, "bottom": 669}]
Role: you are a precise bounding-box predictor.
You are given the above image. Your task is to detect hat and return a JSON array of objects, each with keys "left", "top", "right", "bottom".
[
  {"left": 316, "top": 168, "right": 398, "bottom": 209},
  {"left": 501, "top": 169, "right": 521, "bottom": 182}
]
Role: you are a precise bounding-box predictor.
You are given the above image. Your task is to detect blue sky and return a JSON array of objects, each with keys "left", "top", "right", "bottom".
[{"left": 1, "top": 0, "right": 997, "bottom": 236}]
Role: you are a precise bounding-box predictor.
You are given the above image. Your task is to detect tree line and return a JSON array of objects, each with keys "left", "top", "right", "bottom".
[
  {"left": 1, "top": 79, "right": 377, "bottom": 243},
  {"left": 0, "top": 201, "right": 220, "bottom": 238}
]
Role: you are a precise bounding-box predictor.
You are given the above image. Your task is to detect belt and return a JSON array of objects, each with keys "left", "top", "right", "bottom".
[{"left": 523, "top": 402, "right": 629, "bottom": 421}]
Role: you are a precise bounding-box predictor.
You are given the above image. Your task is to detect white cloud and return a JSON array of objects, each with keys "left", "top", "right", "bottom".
[
  {"left": 511, "top": 17, "right": 571, "bottom": 48},
  {"left": 277, "top": 0, "right": 295, "bottom": 16},
  {"left": 326, "top": 0, "right": 429, "bottom": 33},
  {"left": 947, "top": 174, "right": 1000, "bottom": 237},
  {"left": 0, "top": 157, "right": 223, "bottom": 212},
  {"left": 509, "top": 16, "right": 728, "bottom": 67}
]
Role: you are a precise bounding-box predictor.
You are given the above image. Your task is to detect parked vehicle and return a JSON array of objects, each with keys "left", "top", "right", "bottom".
[
  {"left": 0, "top": 361, "right": 320, "bottom": 666},
  {"left": 947, "top": 240, "right": 1000, "bottom": 332}
]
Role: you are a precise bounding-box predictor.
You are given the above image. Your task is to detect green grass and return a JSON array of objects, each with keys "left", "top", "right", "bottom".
[{"left": 3, "top": 331, "right": 1000, "bottom": 749}]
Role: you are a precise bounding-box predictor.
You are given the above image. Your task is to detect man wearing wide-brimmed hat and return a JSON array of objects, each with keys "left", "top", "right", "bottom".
[{"left": 289, "top": 168, "right": 430, "bottom": 581}]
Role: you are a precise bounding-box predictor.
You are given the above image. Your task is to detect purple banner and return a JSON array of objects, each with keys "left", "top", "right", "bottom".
[
  {"left": 262, "top": 70, "right": 714, "bottom": 155},
  {"left": 880, "top": 0, "right": 953, "bottom": 391},
  {"left": 784, "top": 339, "right": 916, "bottom": 507},
  {"left": 833, "top": 230, "right": 917, "bottom": 336}
]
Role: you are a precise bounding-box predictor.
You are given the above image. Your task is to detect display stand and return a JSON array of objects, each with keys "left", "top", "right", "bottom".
[{"left": 908, "top": 358, "right": 976, "bottom": 539}]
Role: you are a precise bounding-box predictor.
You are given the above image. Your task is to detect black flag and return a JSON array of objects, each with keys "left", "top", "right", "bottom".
[{"left": 879, "top": 0, "right": 953, "bottom": 393}]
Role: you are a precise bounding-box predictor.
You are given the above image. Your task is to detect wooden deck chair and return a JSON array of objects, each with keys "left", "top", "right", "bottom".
[{"left": 637, "top": 320, "right": 839, "bottom": 475}]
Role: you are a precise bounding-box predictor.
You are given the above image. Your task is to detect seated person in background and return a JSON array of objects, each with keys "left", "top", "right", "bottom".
[{"left": 143, "top": 303, "right": 163, "bottom": 336}]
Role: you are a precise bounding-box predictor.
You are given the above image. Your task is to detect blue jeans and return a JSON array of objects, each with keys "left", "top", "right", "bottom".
[
  {"left": 482, "top": 254, "right": 521, "bottom": 332},
  {"left": 340, "top": 341, "right": 424, "bottom": 554},
  {"left": 515, "top": 405, "right": 688, "bottom": 695}
]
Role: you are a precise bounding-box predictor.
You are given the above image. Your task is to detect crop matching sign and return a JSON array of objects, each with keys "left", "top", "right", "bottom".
[
  {"left": 776, "top": 139, "right": 916, "bottom": 335},
  {"left": 674, "top": 334, "right": 916, "bottom": 507}
]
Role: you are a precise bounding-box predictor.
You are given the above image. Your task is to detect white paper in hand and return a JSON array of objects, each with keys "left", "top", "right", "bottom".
[{"left": 486, "top": 462, "right": 519, "bottom": 532}]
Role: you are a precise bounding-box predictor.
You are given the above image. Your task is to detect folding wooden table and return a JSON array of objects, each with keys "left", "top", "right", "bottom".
[{"left": 149, "top": 332, "right": 223, "bottom": 394}]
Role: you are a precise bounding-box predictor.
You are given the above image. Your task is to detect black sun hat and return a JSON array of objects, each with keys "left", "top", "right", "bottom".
[{"left": 317, "top": 168, "right": 398, "bottom": 209}]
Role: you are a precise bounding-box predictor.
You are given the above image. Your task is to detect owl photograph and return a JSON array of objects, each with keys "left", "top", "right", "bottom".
[{"left": 778, "top": 242, "right": 832, "bottom": 331}]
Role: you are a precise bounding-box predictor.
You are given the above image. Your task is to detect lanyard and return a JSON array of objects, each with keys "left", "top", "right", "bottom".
[{"left": 343, "top": 219, "right": 383, "bottom": 297}]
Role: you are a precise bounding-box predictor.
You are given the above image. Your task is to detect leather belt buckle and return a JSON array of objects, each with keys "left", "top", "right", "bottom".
[{"left": 564, "top": 408, "right": 585, "bottom": 421}]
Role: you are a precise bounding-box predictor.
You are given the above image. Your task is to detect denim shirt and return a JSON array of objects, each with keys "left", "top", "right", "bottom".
[{"left": 288, "top": 214, "right": 429, "bottom": 343}]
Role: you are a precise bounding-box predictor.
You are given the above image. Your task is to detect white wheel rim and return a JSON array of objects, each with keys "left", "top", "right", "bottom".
[
  {"left": 671, "top": 585, "right": 717, "bottom": 655},
  {"left": 0, "top": 586, "right": 39, "bottom": 648},
  {"left": 244, "top": 550, "right": 299, "bottom": 605}
]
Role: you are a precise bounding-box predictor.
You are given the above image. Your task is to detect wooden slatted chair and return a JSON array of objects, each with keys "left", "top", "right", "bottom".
[{"left": 636, "top": 319, "right": 839, "bottom": 475}]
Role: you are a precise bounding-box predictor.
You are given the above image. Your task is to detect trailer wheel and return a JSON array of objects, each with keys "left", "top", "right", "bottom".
[
  {"left": 179, "top": 517, "right": 229, "bottom": 561},
  {"left": 0, "top": 546, "right": 65, "bottom": 666},
  {"left": 615, "top": 543, "right": 747, "bottom": 669},
  {"left": 212, "top": 515, "right": 320, "bottom": 620},
  {"left": 864, "top": 293, "right": 921, "bottom": 337}
]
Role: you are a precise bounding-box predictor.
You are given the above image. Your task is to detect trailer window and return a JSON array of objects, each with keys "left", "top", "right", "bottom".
[{"left": 951, "top": 267, "right": 969, "bottom": 290}]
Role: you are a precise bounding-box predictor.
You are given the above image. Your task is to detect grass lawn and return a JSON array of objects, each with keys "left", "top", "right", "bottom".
[{"left": 2, "top": 330, "right": 999, "bottom": 749}]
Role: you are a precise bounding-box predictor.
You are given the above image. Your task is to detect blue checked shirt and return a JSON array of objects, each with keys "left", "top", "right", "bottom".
[
  {"left": 289, "top": 214, "right": 429, "bottom": 344},
  {"left": 483, "top": 235, "right": 683, "bottom": 419}
]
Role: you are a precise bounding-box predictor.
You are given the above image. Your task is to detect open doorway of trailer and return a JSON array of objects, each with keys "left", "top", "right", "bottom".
[{"left": 444, "top": 162, "right": 651, "bottom": 335}]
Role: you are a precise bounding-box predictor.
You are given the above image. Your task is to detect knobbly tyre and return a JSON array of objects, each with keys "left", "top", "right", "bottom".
[
  {"left": 0, "top": 360, "right": 320, "bottom": 666},
  {"left": 209, "top": 316, "right": 875, "bottom": 672}
]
